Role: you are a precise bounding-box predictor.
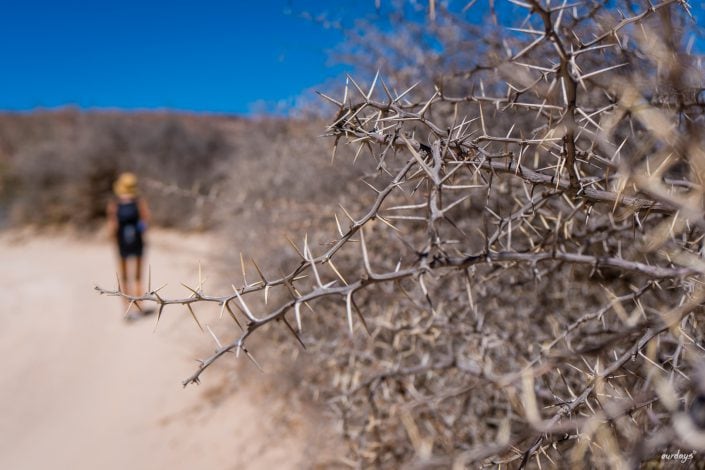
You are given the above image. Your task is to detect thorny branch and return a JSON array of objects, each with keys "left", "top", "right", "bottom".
[{"left": 98, "top": 0, "right": 705, "bottom": 467}]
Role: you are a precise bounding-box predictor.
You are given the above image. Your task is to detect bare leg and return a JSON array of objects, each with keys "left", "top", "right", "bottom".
[
  {"left": 134, "top": 256, "right": 143, "bottom": 310},
  {"left": 119, "top": 256, "right": 129, "bottom": 311}
]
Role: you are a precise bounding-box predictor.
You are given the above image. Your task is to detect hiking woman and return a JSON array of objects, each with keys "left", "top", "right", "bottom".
[{"left": 107, "top": 172, "right": 151, "bottom": 315}]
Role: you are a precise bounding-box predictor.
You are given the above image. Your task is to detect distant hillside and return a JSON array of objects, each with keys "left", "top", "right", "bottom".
[{"left": 0, "top": 109, "right": 359, "bottom": 230}]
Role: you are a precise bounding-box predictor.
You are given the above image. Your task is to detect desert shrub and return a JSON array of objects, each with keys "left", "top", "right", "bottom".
[
  {"left": 99, "top": 0, "right": 705, "bottom": 468},
  {"left": 0, "top": 110, "right": 234, "bottom": 229},
  {"left": 0, "top": 111, "right": 363, "bottom": 231}
]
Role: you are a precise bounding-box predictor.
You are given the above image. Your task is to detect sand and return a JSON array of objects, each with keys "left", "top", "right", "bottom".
[{"left": 0, "top": 230, "right": 322, "bottom": 470}]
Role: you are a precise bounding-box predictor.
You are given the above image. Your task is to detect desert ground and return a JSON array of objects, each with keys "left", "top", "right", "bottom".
[{"left": 0, "top": 229, "right": 325, "bottom": 470}]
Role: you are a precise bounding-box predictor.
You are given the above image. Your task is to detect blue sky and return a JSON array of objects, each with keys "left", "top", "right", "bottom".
[
  {"left": 0, "top": 1, "right": 375, "bottom": 114},
  {"left": 1, "top": 1, "right": 702, "bottom": 115}
]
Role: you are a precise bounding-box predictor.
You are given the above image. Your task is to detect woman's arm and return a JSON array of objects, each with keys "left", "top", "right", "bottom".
[{"left": 138, "top": 198, "right": 151, "bottom": 226}]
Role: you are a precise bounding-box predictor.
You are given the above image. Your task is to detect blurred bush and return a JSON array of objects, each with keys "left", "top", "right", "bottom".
[
  {"left": 0, "top": 109, "right": 234, "bottom": 229},
  {"left": 0, "top": 106, "right": 369, "bottom": 237},
  {"left": 119, "top": 1, "right": 705, "bottom": 468}
]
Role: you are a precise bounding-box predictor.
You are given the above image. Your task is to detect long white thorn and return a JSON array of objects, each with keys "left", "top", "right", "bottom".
[
  {"left": 359, "top": 226, "right": 374, "bottom": 277},
  {"left": 294, "top": 301, "right": 303, "bottom": 332},
  {"left": 346, "top": 290, "right": 355, "bottom": 336},
  {"left": 206, "top": 325, "right": 223, "bottom": 349},
  {"left": 367, "top": 69, "right": 380, "bottom": 100},
  {"left": 233, "top": 285, "right": 256, "bottom": 321}
]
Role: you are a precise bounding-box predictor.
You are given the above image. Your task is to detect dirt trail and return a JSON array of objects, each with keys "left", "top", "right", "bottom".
[{"left": 0, "top": 230, "right": 316, "bottom": 470}]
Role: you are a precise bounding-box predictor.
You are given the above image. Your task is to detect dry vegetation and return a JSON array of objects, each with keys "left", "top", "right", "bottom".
[
  {"left": 48, "top": 0, "right": 705, "bottom": 467},
  {"left": 0, "top": 110, "right": 238, "bottom": 228},
  {"left": 0, "top": 111, "right": 345, "bottom": 230}
]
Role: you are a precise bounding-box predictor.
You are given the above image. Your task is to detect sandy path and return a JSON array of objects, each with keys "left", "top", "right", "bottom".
[{"left": 0, "top": 230, "right": 315, "bottom": 470}]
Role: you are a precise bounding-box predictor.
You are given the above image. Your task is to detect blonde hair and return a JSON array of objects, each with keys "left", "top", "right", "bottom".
[{"left": 113, "top": 172, "right": 138, "bottom": 197}]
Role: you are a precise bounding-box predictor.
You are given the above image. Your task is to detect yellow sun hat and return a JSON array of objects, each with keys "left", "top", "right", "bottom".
[{"left": 113, "top": 172, "right": 139, "bottom": 197}]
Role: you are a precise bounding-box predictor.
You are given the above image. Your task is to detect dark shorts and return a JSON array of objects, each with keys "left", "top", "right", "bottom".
[
  {"left": 117, "top": 225, "right": 144, "bottom": 258},
  {"left": 119, "top": 241, "right": 143, "bottom": 258}
]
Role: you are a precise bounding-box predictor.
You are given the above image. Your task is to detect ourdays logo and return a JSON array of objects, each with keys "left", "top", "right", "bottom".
[{"left": 661, "top": 450, "right": 696, "bottom": 464}]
